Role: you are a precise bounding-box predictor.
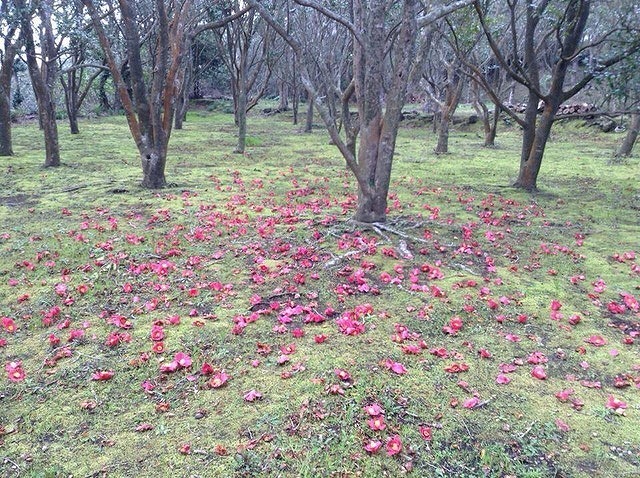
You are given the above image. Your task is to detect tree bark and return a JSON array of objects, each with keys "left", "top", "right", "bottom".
[
  {"left": 62, "top": 70, "right": 80, "bottom": 134},
  {"left": 515, "top": 103, "right": 557, "bottom": 191},
  {"left": 615, "top": 113, "right": 639, "bottom": 158},
  {"left": 0, "top": 37, "right": 17, "bottom": 156},
  {"left": 140, "top": 148, "right": 167, "bottom": 188},
  {"left": 434, "top": 74, "right": 463, "bottom": 154},
  {"left": 18, "top": 0, "right": 61, "bottom": 167},
  {"left": 235, "top": 79, "right": 248, "bottom": 153},
  {"left": 304, "top": 98, "right": 313, "bottom": 132}
]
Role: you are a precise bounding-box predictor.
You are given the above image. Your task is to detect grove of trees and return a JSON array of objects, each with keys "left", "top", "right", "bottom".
[{"left": 1, "top": 0, "right": 639, "bottom": 221}]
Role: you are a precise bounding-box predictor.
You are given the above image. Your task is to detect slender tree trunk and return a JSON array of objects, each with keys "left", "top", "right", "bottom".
[
  {"left": 486, "top": 103, "right": 500, "bottom": 147},
  {"left": 174, "top": 49, "right": 192, "bottom": 130},
  {"left": 235, "top": 84, "right": 248, "bottom": 153},
  {"left": 63, "top": 72, "right": 81, "bottom": 134},
  {"left": 434, "top": 111, "right": 451, "bottom": 153},
  {"left": 473, "top": 98, "right": 499, "bottom": 147},
  {"left": 434, "top": 71, "right": 463, "bottom": 154},
  {"left": 615, "top": 113, "right": 639, "bottom": 158},
  {"left": 278, "top": 81, "right": 288, "bottom": 110},
  {"left": 97, "top": 68, "right": 111, "bottom": 112},
  {"left": 304, "top": 98, "right": 313, "bottom": 133},
  {"left": 18, "top": 0, "right": 61, "bottom": 167},
  {"left": 0, "top": 44, "right": 16, "bottom": 156}
]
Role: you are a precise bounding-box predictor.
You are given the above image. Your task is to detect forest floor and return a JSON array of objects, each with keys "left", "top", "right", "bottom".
[{"left": 0, "top": 107, "right": 639, "bottom": 477}]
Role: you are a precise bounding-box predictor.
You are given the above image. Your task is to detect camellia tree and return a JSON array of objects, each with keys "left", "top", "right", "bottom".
[
  {"left": 0, "top": 0, "right": 20, "bottom": 157},
  {"left": 83, "top": 0, "right": 251, "bottom": 188},
  {"left": 247, "top": 0, "right": 474, "bottom": 223},
  {"left": 82, "top": 0, "right": 197, "bottom": 187},
  {"left": 16, "top": 0, "right": 61, "bottom": 167},
  {"left": 474, "top": 0, "right": 640, "bottom": 190}
]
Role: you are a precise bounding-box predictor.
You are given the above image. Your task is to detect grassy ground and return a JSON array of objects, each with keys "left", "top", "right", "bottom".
[{"left": 0, "top": 105, "right": 638, "bottom": 478}]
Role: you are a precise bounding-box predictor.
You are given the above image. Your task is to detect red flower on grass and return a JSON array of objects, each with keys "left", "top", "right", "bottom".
[
  {"left": 208, "top": 371, "right": 229, "bottom": 388},
  {"left": 5, "top": 361, "right": 26, "bottom": 382},
  {"left": 531, "top": 366, "right": 547, "bottom": 380},
  {"left": 364, "top": 440, "right": 382, "bottom": 454},
  {"left": 243, "top": 389, "right": 263, "bottom": 402},
  {"left": 367, "top": 416, "right": 386, "bottom": 431},
  {"left": 364, "top": 403, "right": 384, "bottom": 416},
  {"left": 606, "top": 394, "right": 627, "bottom": 414},
  {"left": 386, "top": 435, "right": 402, "bottom": 456},
  {"left": 91, "top": 370, "right": 114, "bottom": 381},
  {"left": 383, "top": 359, "right": 408, "bottom": 375}
]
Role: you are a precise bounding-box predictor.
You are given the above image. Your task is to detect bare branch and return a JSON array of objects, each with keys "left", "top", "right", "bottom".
[
  {"left": 418, "top": 0, "right": 475, "bottom": 28},
  {"left": 293, "top": 0, "right": 363, "bottom": 46}
]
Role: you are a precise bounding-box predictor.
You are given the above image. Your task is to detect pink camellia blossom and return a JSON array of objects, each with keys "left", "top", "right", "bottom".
[
  {"left": 208, "top": 371, "right": 229, "bottom": 388},
  {"left": 550, "top": 300, "right": 562, "bottom": 311},
  {"left": 531, "top": 366, "right": 547, "bottom": 380},
  {"left": 555, "top": 419, "right": 570, "bottom": 432},
  {"left": 364, "top": 440, "right": 383, "bottom": 454},
  {"left": 496, "top": 374, "right": 511, "bottom": 384},
  {"left": 418, "top": 425, "right": 432, "bottom": 441},
  {"left": 1, "top": 317, "right": 16, "bottom": 333},
  {"left": 5, "top": 361, "right": 26, "bottom": 382},
  {"left": 384, "top": 359, "right": 408, "bottom": 375},
  {"left": 554, "top": 388, "right": 574, "bottom": 402},
  {"left": 364, "top": 403, "right": 384, "bottom": 416},
  {"left": 386, "top": 435, "right": 403, "bottom": 456},
  {"left": 243, "top": 389, "right": 263, "bottom": 402},
  {"left": 334, "top": 368, "right": 352, "bottom": 382},
  {"left": 606, "top": 394, "right": 627, "bottom": 414},
  {"left": 463, "top": 397, "right": 479, "bottom": 409},
  {"left": 159, "top": 361, "right": 179, "bottom": 373},
  {"left": 201, "top": 362, "right": 215, "bottom": 375},
  {"left": 367, "top": 416, "right": 386, "bottom": 431},
  {"left": 584, "top": 335, "right": 607, "bottom": 346},
  {"left": 527, "top": 351, "right": 548, "bottom": 365},
  {"left": 141, "top": 380, "right": 156, "bottom": 392},
  {"left": 174, "top": 352, "right": 192, "bottom": 368},
  {"left": 150, "top": 325, "right": 165, "bottom": 341},
  {"left": 314, "top": 334, "right": 327, "bottom": 343},
  {"left": 91, "top": 370, "right": 114, "bottom": 381},
  {"left": 607, "top": 302, "right": 626, "bottom": 314}
]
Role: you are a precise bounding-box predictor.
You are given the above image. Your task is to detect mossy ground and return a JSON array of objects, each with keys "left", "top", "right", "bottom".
[{"left": 0, "top": 106, "right": 638, "bottom": 477}]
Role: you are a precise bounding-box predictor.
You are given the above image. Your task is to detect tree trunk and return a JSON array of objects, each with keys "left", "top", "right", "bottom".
[
  {"left": 0, "top": 44, "right": 15, "bottom": 156},
  {"left": 235, "top": 85, "right": 248, "bottom": 153},
  {"left": 97, "top": 68, "right": 111, "bottom": 112},
  {"left": 304, "top": 99, "right": 313, "bottom": 133},
  {"left": 473, "top": 98, "right": 499, "bottom": 147},
  {"left": 356, "top": 184, "right": 388, "bottom": 223},
  {"left": 434, "top": 69, "right": 463, "bottom": 154},
  {"left": 18, "top": 0, "right": 61, "bottom": 167},
  {"left": 615, "top": 113, "right": 639, "bottom": 158},
  {"left": 174, "top": 48, "right": 192, "bottom": 130},
  {"left": 63, "top": 73, "right": 80, "bottom": 134},
  {"left": 486, "top": 103, "right": 500, "bottom": 147},
  {"left": 514, "top": 104, "right": 556, "bottom": 191},
  {"left": 278, "top": 81, "right": 288, "bottom": 110},
  {"left": 140, "top": 148, "right": 167, "bottom": 188},
  {"left": 434, "top": 111, "right": 451, "bottom": 153}
]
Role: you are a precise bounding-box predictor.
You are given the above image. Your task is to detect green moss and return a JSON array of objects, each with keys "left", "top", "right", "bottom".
[{"left": 0, "top": 108, "right": 638, "bottom": 477}]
